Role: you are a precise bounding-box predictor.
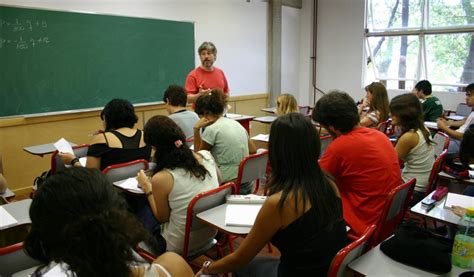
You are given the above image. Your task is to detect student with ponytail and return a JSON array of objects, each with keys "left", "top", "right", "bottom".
[
  {"left": 194, "top": 89, "right": 256, "bottom": 194},
  {"left": 390, "top": 93, "right": 435, "bottom": 205},
  {"left": 137, "top": 115, "right": 221, "bottom": 254}
]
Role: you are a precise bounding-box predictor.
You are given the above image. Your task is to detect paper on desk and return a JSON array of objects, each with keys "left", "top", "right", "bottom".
[
  {"left": 0, "top": 206, "right": 18, "bottom": 230},
  {"left": 54, "top": 138, "right": 74, "bottom": 154},
  {"left": 255, "top": 116, "right": 277, "bottom": 123},
  {"left": 444, "top": 193, "right": 474, "bottom": 209},
  {"left": 225, "top": 204, "right": 262, "bottom": 227},
  {"left": 446, "top": 115, "right": 465, "bottom": 121},
  {"left": 251, "top": 134, "right": 269, "bottom": 142},
  {"left": 226, "top": 113, "right": 243, "bottom": 119},
  {"left": 424, "top": 121, "right": 438, "bottom": 129},
  {"left": 113, "top": 178, "right": 144, "bottom": 194}
]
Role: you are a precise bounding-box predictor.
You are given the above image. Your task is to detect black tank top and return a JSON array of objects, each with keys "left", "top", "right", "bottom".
[
  {"left": 87, "top": 129, "right": 151, "bottom": 170},
  {"left": 270, "top": 198, "right": 348, "bottom": 276}
]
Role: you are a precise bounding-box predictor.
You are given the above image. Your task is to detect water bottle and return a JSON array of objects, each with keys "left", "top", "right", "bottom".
[{"left": 452, "top": 207, "right": 474, "bottom": 269}]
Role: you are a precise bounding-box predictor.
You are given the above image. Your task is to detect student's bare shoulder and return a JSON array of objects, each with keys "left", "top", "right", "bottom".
[
  {"left": 89, "top": 132, "right": 107, "bottom": 145},
  {"left": 398, "top": 130, "right": 419, "bottom": 147},
  {"left": 151, "top": 170, "right": 174, "bottom": 186}
]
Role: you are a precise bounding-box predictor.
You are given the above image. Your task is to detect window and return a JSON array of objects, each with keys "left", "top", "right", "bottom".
[{"left": 364, "top": 0, "right": 474, "bottom": 92}]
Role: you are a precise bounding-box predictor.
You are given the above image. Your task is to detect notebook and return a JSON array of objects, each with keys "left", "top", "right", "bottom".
[
  {"left": 225, "top": 204, "right": 262, "bottom": 227},
  {"left": 0, "top": 205, "right": 18, "bottom": 230},
  {"left": 443, "top": 193, "right": 474, "bottom": 210}
]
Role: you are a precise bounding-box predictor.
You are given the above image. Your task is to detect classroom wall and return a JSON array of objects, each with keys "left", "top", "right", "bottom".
[
  {"left": 0, "top": 0, "right": 303, "bottom": 98},
  {"left": 310, "top": 0, "right": 466, "bottom": 110}
]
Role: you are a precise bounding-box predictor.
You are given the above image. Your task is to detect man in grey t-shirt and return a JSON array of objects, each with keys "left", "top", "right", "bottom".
[{"left": 163, "top": 85, "right": 199, "bottom": 141}]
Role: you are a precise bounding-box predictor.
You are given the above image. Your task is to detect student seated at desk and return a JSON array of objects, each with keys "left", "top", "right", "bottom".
[
  {"left": 276, "top": 93, "right": 298, "bottom": 116},
  {"left": 24, "top": 168, "right": 193, "bottom": 277},
  {"left": 413, "top": 80, "right": 444, "bottom": 122},
  {"left": 313, "top": 91, "right": 401, "bottom": 237},
  {"left": 163, "top": 84, "right": 199, "bottom": 141},
  {"left": 196, "top": 113, "right": 348, "bottom": 277},
  {"left": 59, "top": 98, "right": 151, "bottom": 170},
  {"left": 194, "top": 90, "right": 256, "bottom": 194},
  {"left": 437, "top": 83, "right": 474, "bottom": 157},
  {"left": 390, "top": 94, "right": 435, "bottom": 205},
  {"left": 58, "top": 98, "right": 157, "bottom": 240},
  {"left": 0, "top": 153, "right": 8, "bottom": 194},
  {"left": 358, "top": 82, "right": 390, "bottom": 128},
  {"left": 137, "top": 115, "right": 221, "bottom": 255}
]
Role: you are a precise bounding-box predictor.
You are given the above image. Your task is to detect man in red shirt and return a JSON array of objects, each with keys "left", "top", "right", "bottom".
[
  {"left": 312, "top": 90, "right": 401, "bottom": 237},
  {"left": 185, "top": 41, "right": 229, "bottom": 103}
]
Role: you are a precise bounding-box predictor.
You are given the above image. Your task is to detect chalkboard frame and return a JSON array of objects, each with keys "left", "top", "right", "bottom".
[{"left": 0, "top": 5, "right": 196, "bottom": 118}]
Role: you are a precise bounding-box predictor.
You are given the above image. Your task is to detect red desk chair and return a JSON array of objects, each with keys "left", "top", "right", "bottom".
[
  {"left": 370, "top": 178, "right": 416, "bottom": 247},
  {"left": 298, "top": 105, "right": 311, "bottom": 116},
  {"left": 327, "top": 224, "right": 377, "bottom": 277},
  {"left": 0, "top": 242, "right": 41, "bottom": 276},
  {"left": 136, "top": 182, "right": 236, "bottom": 263},
  {"left": 375, "top": 119, "right": 391, "bottom": 134},
  {"left": 432, "top": 132, "right": 450, "bottom": 159},
  {"left": 102, "top": 159, "right": 149, "bottom": 184},
  {"left": 425, "top": 150, "right": 448, "bottom": 196},
  {"left": 235, "top": 150, "right": 269, "bottom": 194}
]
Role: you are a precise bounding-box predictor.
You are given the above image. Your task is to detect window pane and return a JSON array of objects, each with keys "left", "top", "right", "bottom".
[
  {"left": 367, "top": 35, "right": 420, "bottom": 81},
  {"left": 428, "top": 0, "right": 474, "bottom": 28},
  {"left": 425, "top": 33, "right": 474, "bottom": 86},
  {"left": 367, "top": 0, "right": 423, "bottom": 31}
]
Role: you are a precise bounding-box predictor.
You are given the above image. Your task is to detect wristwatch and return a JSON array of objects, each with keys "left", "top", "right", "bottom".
[{"left": 202, "top": 260, "right": 212, "bottom": 274}]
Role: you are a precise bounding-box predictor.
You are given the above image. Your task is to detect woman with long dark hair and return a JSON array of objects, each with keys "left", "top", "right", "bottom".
[
  {"left": 24, "top": 167, "right": 193, "bottom": 277},
  {"left": 390, "top": 93, "right": 435, "bottom": 205},
  {"left": 137, "top": 115, "right": 221, "bottom": 254},
  {"left": 196, "top": 113, "right": 347, "bottom": 276}
]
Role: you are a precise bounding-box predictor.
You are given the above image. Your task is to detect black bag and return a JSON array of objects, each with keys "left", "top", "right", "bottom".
[
  {"left": 33, "top": 170, "right": 52, "bottom": 190},
  {"left": 380, "top": 221, "right": 453, "bottom": 273}
]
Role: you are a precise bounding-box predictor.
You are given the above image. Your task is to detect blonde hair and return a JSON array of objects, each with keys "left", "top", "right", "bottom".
[{"left": 276, "top": 94, "right": 298, "bottom": 116}]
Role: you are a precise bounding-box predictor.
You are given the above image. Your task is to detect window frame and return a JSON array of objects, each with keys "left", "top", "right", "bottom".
[{"left": 364, "top": 0, "right": 474, "bottom": 90}]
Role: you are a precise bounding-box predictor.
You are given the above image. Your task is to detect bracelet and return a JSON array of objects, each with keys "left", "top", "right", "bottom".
[
  {"left": 145, "top": 191, "right": 153, "bottom": 197},
  {"left": 202, "top": 260, "right": 212, "bottom": 274},
  {"left": 70, "top": 157, "right": 79, "bottom": 166}
]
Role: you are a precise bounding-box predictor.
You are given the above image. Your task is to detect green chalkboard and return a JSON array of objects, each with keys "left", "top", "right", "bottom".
[{"left": 0, "top": 5, "right": 195, "bottom": 117}]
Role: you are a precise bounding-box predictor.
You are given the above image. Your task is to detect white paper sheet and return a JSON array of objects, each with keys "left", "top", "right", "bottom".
[
  {"left": 225, "top": 204, "right": 262, "bottom": 227},
  {"left": 251, "top": 134, "right": 269, "bottom": 142},
  {"left": 446, "top": 115, "right": 466, "bottom": 121},
  {"left": 424, "top": 121, "right": 438, "bottom": 129},
  {"left": 0, "top": 206, "right": 18, "bottom": 230},
  {"left": 444, "top": 193, "right": 474, "bottom": 209},
  {"left": 226, "top": 113, "right": 244, "bottom": 119},
  {"left": 53, "top": 138, "right": 74, "bottom": 154},
  {"left": 113, "top": 178, "right": 144, "bottom": 194}
]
